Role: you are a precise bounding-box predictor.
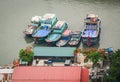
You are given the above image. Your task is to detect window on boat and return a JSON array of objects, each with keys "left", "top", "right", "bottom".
[{"left": 86, "top": 24, "right": 97, "bottom": 30}]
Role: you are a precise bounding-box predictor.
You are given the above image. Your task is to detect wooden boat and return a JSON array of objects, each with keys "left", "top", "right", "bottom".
[
  {"left": 45, "top": 34, "right": 62, "bottom": 43},
  {"left": 32, "top": 13, "right": 58, "bottom": 43},
  {"left": 23, "top": 24, "right": 40, "bottom": 36},
  {"left": 56, "top": 29, "right": 71, "bottom": 47},
  {"left": 81, "top": 14, "right": 101, "bottom": 46},
  {"left": 23, "top": 16, "right": 41, "bottom": 36},
  {"left": 68, "top": 31, "right": 82, "bottom": 47},
  {"left": 45, "top": 21, "right": 68, "bottom": 44}
]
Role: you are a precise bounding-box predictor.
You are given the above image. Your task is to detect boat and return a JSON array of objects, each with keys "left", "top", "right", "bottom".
[
  {"left": 68, "top": 31, "right": 82, "bottom": 47},
  {"left": 32, "top": 13, "right": 58, "bottom": 43},
  {"left": 32, "top": 25, "right": 52, "bottom": 43},
  {"left": 31, "top": 16, "right": 42, "bottom": 24},
  {"left": 23, "top": 16, "right": 41, "bottom": 36},
  {"left": 56, "top": 29, "right": 71, "bottom": 47},
  {"left": 23, "top": 24, "right": 40, "bottom": 36},
  {"left": 45, "top": 21, "right": 68, "bottom": 45},
  {"left": 81, "top": 14, "right": 101, "bottom": 46},
  {"left": 40, "top": 13, "right": 57, "bottom": 28}
]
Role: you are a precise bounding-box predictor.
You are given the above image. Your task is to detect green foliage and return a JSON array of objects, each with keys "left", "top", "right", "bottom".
[
  {"left": 85, "top": 50, "right": 102, "bottom": 66},
  {"left": 19, "top": 48, "right": 34, "bottom": 62},
  {"left": 104, "top": 49, "right": 120, "bottom": 82}
]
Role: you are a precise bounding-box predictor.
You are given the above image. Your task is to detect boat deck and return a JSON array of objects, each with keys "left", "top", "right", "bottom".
[
  {"left": 83, "top": 29, "right": 97, "bottom": 37},
  {"left": 33, "top": 29, "right": 51, "bottom": 37}
]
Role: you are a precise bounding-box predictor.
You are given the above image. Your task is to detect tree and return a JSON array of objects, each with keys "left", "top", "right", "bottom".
[
  {"left": 83, "top": 48, "right": 103, "bottom": 67},
  {"left": 19, "top": 46, "right": 34, "bottom": 62},
  {"left": 104, "top": 49, "right": 120, "bottom": 82}
]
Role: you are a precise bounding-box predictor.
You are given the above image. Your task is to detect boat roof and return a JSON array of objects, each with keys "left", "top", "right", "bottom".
[
  {"left": 62, "top": 29, "right": 71, "bottom": 36},
  {"left": 43, "top": 13, "right": 56, "bottom": 20},
  {"left": 32, "top": 29, "right": 51, "bottom": 37},
  {"left": 87, "top": 14, "right": 98, "bottom": 18},
  {"left": 31, "top": 16, "right": 42, "bottom": 23},
  {"left": 53, "top": 21, "right": 65, "bottom": 29}
]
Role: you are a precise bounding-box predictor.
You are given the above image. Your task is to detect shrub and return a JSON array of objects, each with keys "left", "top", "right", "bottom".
[{"left": 19, "top": 47, "right": 34, "bottom": 62}]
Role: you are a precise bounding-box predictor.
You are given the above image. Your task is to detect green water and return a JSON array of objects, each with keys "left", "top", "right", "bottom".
[{"left": 0, "top": 0, "right": 120, "bottom": 65}]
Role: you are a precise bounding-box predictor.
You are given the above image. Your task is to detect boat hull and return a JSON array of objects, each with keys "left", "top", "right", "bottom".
[
  {"left": 45, "top": 34, "right": 62, "bottom": 45},
  {"left": 68, "top": 31, "right": 82, "bottom": 47},
  {"left": 23, "top": 24, "right": 39, "bottom": 37},
  {"left": 56, "top": 29, "right": 71, "bottom": 47},
  {"left": 81, "top": 14, "right": 101, "bottom": 46},
  {"left": 82, "top": 37, "right": 99, "bottom": 46},
  {"left": 56, "top": 37, "right": 70, "bottom": 47}
]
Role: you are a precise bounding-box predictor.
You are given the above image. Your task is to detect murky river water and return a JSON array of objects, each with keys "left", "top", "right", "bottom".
[{"left": 0, "top": 0, "right": 120, "bottom": 65}]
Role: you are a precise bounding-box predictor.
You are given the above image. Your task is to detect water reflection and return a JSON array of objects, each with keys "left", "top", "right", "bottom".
[
  {"left": 82, "top": 42, "right": 100, "bottom": 50},
  {"left": 24, "top": 36, "right": 34, "bottom": 43}
]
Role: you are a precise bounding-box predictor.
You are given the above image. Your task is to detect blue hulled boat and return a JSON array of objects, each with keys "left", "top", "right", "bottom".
[
  {"left": 81, "top": 14, "right": 101, "bottom": 46},
  {"left": 32, "top": 13, "right": 57, "bottom": 43}
]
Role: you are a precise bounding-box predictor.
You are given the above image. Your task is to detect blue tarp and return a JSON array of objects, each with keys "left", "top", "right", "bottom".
[
  {"left": 62, "top": 36, "right": 69, "bottom": 40},
  {"left": 33, "top": 29, "right": 51, "bottom": 37},
  {"left": 84, "top": 29, "right": 96, "bottom": 37}
]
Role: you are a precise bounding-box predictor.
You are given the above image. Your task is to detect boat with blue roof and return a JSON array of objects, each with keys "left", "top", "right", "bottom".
[
  {"left": 45, "top": 21, "right": 68, "bottom": 45},
  {"left": 32, "top": 13, "right": 57, "bottom": 43},
  {"left": 81, "top": 14, "right": 101, "bottom": 46}
]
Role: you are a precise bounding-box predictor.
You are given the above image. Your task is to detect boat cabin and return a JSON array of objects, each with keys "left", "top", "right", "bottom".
[
  {"left": 40, "top": 13, "right": 57, "bottom": 27},
  {"left": 52, "top": 21, "right": 68, "bottom": 33},
  {"left": 31, "top": 16, "right": 42, "bottom": 24},
  {"left": 85, "top": 14, "right": 99, "bottom": 24}
]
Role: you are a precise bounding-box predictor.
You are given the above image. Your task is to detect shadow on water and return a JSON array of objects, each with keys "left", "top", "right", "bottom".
[
  {"left": 32, "top": 41, "right": 50, "bottom": 48},
  {"left": 82, "top": 42, "right": 100, "bottom": 50},
  {"left": 24, "top": 36, "right": 34, "bottom": 43}
]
